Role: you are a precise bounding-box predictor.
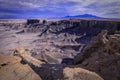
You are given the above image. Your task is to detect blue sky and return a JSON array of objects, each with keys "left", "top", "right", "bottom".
[{"left": 0, "top": 0, "right": 120, "bottom": 19}]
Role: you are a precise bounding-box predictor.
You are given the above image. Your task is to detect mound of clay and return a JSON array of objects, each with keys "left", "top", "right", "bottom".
[
  {"left": 0, "top": 56, "right": 42, "bottom": 80},
  {"left": 74, "top": 30, "right": 120, "bottom": 80},
  {"left": 63, "top": 67, "right": 103, "bottom": 80}
]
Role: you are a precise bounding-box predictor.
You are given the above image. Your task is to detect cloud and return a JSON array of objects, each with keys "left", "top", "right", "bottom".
[
  {"left": 0, "top": 0, "right": 120, "bottom": 18},
  {"left": 18, "top": 1, "right": 40, "bottom": 8},
  {"left": 82, "top": 0, "right": 120, "bottom": 17}
]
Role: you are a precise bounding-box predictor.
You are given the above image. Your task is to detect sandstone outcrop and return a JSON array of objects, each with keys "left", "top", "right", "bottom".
[
  {"left": 14, "top": 47, "right": 45, "bottom": 67},
  {"left": 63, "top": 67, "right": 103, "bottom": 80},
  {"left": 74, "top": 30, "right": 120, "bottom": 80},
  {"left": 0, "top": 56, "right": 42, "bottom": 80}
]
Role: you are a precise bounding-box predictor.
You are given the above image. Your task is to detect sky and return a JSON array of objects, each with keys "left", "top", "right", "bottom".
[{"left": 0, "top": 0, "right": 120, "bottom": 19}]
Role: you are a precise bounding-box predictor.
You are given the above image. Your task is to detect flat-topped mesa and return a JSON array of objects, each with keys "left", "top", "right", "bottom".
[
  {"left": 19, "top": 19, "right": 120, "bottom": 35},
  {"left": 14, "top": 47, "right": 45, "bottom": 67},
  {"left": 27, "top": 19, "right": 40, "bottom": 25},
  {"left": 50, "top": 19, "right": 120, "bottom": 35}
]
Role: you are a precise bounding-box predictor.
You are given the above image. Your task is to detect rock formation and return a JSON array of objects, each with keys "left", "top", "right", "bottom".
[
  {"left": 63, "top": 67, "right": 103, "bottom": 80},
  {"left": 14, "top": 47, "right": 45, "bottom": 67},
  {"left": 27, "top": 19, "right": 40, "bottom": 25},
  {"left": 74, "top": 30, "right": 120, "bottom": 80},
  {"left": 0, "top": 56, "right": 42, "bottom": 80}
]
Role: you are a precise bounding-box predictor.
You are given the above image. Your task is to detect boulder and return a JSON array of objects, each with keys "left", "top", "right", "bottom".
[{"left": 63, "top": 67, "right": 104, "bottom": 80}]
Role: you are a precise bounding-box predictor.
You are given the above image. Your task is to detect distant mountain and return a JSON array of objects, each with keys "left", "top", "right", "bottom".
[
  {"left": 63, "top": 14, "right": 102, "bottom": 19},
  {"left": 62, "top": 14, "right": 120, "bottom": 20}
]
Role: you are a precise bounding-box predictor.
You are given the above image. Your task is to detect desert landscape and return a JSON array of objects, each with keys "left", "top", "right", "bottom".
[{"left": 0, "top": 18, "right": 120, "bottom": 80}]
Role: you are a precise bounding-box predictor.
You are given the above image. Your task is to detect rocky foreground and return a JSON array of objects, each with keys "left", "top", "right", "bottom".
[
  {"left": 0, "top": 51, "right": 103, "bottom": 80},
  {"left": 0, "top": 19, "right": 120, "bottom": 80}
]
